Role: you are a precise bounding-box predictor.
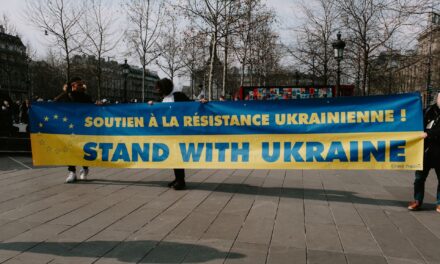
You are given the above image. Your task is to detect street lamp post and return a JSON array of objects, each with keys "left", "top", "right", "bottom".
[
  {"left": 388, "top": 58, "right": 398, "bottom": 95},
  {"left": 332, "top": 32, "right": 346, "bottom": 97},
  {"left": 122, "top": 59, "right": 130, "bottom": 103}
]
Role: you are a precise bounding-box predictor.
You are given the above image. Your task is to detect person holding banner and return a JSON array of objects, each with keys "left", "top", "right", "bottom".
[
  {"left": 55, "top": 77, "right": 94, "bottom": 183},
  {"left": 408, "top": 92, "right": 440, "bottom": 213},
  {"left": 149, "top": 78, "right": 190, "bottom": 190}
]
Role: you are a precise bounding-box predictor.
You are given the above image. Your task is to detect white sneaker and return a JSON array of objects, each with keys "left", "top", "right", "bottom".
[
  {"left": 66, "top": 171, "right": 76, "bottom": 183},
  {"left": 79, "top": 168, "right": 89, "bottom": 180}
]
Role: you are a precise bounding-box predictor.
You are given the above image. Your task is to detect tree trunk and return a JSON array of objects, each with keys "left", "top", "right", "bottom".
[
  {"left": 240, "top": 60, "right": 245, "bottom": 86},
  {"left": 323, "top": 42, "right": 328, "bottom": 86},
  {"left": 190, "top": 71, "right": 194, "bottom": 99},
  {"left": 362, "top": 49, "right": 368, "bottom": 96},
  {"left": 66, "top": 53, "right": 70, "bottom": 83},
  {"left": 356, "top": 49, "right": 361, "bottom": 95},
  {"left": 208, "top": 32, "right": 217, "bottom": 100},
  {"left": 142, "top": 65, "right": 145, "bottom": 102},
  {"left": 222, "top": 39, "right": 228, "bottom": 97},
  {"left": 97, "top": 58, "right": 102, "bottom": 100}
]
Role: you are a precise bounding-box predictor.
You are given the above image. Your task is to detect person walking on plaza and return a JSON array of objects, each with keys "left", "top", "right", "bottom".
[
  {"left": 408, "top": 91, "right": 440, "bottom": 213},
  {"left": 148, "top": 78, "right": 190, "bottom": 190},
  {"left": 55, "top": 77, "right": 93, "bottom": 183}
]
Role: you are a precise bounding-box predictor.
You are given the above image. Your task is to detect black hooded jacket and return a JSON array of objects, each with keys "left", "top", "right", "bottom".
[
  {"left": 423, "top": 104, "right": 440, "bottom": 167},
  {"left": 54, "top": 91, "right": 93, "bottom": 104}
]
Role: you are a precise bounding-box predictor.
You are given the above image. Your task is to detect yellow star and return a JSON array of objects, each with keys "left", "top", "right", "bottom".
[
  {"left": 63, "top": 117, "right": 68, "bottom": 122},
  {"left": 39, "top": 123, "right": 43, "bottom": 128},
  {"left": 53, "top": 114, "right": 59, "bottom": 119},
  {"left": 69, "top": 123, "right": 74, "bottom": 129},
  {"left": 44, "top": 116, "right": 49, "bottom": 122}
]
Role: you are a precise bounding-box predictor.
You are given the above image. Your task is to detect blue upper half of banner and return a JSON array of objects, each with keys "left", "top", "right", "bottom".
[{"left": 29, "top": 93, "right": 423, "bottom": 136}]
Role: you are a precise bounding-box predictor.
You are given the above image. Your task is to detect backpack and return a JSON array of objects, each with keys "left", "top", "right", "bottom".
[{"left": 173, "top": 92, "right": 191, "bottom": 102}]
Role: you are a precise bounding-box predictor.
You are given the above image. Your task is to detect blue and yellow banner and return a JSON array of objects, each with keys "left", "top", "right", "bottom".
[{"left": 30, "top": 93, "right": 424, "bottom": 170}]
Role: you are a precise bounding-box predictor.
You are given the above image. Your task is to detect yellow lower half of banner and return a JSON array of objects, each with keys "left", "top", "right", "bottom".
[{"left": 31, "top": 132, "right": 424, "bottom": 170}]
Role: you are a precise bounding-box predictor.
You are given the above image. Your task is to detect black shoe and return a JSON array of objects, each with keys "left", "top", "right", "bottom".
[
  {"left": 167, "top": 180, "right": 177, "bottom": 188},
  {"left": 173, "top": 181, "right": 186, "bottom": 190}
]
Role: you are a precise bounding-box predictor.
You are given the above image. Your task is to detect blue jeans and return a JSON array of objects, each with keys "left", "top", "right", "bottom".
[{"left": 414, "top": 167, "right": 440, "bottom": 205}]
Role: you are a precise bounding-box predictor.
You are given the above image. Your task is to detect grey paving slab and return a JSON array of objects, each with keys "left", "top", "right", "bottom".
[
  {"left": 346, "top": 253, "right": 388, "bottom": 264},
  {"left": 266, "top": 246, "right": 306, "bottom": 264},
  {"left": 169, "top": 188, "right": 231, "bottom": 237},
  {"left": 307, "top": 249, "right": 347, "bottom": 264},
  {"left": 338, "top": 225, "right": 382, "bottom": 256},
  {"left": 1, "top": 167, "right": 440, "bottom": 264},
  {"left": 3, "top": 252, "right": 59, "bottom": 264},
  {"left": 305, "top": 204, "right": 335, "bottom": 225},
  {"left": 98, "top": 170, "right": 230, "bottom": 263},
  {"left": 0, "top": 220, "right": 41, "bottom": 242},
  {"left": 358, "top": 209, "right": 424, "bottom": 261},
  {"left": 107, "top": 189, "right": 186, "bottom": 233},
  {"left": 182, "top": 238, "right": 236, "bottom": 264},
  {"left": 386, "top": 257, "right": 425, "bottom": 264},
  {"left": 235, "top": 198, "right": 278, "bottom": 245},
  {"left": 387, "top": 210, "right": 440, "bottom": 263},
  {"left": 224, "top": 242, "right": 267, "bottom": 264},
  {"left": 305, "top": 223, "right": 343, "bottom": 252},
  {"left": 330, "top": 203, "right": 365, "bottom": 226},
  {"left": 412, "top": 210, "right": 440, "bottom": 239},
  {"left": 138, "top": 238, "right": 195, "bottom": 263},
  {"left": 270, "top": 198, "right": 305, "bottom": 249}
]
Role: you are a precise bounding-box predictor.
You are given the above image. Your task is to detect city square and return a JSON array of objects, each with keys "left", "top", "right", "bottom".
[
  {"left": 1, "top": 0, "right": 440, "bottom": 263},
  {"left": 0, "top": 159, "right": 439, "bottom": 263}
]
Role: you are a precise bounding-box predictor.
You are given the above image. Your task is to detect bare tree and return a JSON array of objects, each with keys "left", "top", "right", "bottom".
[
  {"left": 290, "top": 0, "right": 338, "bottom": 86},
  {"left": 79, "top": 0, "right": 120, "bottom": 100},
  {"left": 25, "top": 0, "right": 84, "bottom": 82},
  {"left": 336, "top": 0, "right": 427, "bottom": 95},
  {"left": 250, "top": 22, "right": 282, "bottom": 86},
  {"left": 124, "top": 0, "right": 164, "bottom": 102},
  {"left": 232, "top": 0, "right": 273, "bottom": 86},
  {"left": 218, "top": 0, "right": 242, "bottom": 97},
  {"left": 180, "top": 22, "right": 210, "bottom": 99},
  {"left": 156, "top": 13, "right": 186, "bottom": 81},
  {"left": 181, "top": 0, "right": 234, "bottom": 100},
  {"left": 0, "top": 13, "right": 18, "bottom": 35}
]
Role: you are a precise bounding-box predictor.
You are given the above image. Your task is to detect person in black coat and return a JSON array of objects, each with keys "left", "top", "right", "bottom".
[
  {"left": 55, "top": 77, "right": 93, "bottom": 183},
  {"left": 408, "top": 92, "right": 440, "bottom": 213},
  {"left": 0, "top": 100, "right": 13, "bottom": 136},
  {"left": 149, "top": 78, "right": 190, "bottom": 190}
]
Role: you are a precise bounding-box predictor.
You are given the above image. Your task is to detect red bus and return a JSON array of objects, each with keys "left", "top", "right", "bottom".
[{"left": 234, "top": 85, "right": 355, "bottom": 100}]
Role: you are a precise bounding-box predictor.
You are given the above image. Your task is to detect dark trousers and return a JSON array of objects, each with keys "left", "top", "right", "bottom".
[
  {"left": 174, "top": 169, "right": 185, "bottom": 182},
  {"left": 414, "top": 166, "right": 440, "bottom": 205},
  {"left": 68, "top": 166, "right": 88, "bottom": 172}
]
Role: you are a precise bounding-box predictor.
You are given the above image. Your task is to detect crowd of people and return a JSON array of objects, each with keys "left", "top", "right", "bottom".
[{"left": 0, "top": 99, "right": 30, "bottom": 136}]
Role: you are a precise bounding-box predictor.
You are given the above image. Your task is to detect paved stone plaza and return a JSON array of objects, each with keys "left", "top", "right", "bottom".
[{"left": 0, "top": 163, "right": 440, "bottom": 263}]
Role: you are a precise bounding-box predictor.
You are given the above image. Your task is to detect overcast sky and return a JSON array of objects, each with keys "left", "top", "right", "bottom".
[
  {"left": 0, "top": 0, "right": 300, "bottom": 52},
  {"left": 0, "top": 0, "right": 431, "bottom": 88},
  {"left": 0, "top": 0, "right": 303, "bottom": 88}
]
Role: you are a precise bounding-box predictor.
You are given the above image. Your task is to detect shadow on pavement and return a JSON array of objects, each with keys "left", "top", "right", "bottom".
[
  {"left": 81, "top": 179, "right": 437, "bottom": 208},
  {"left": 0, "top": 240, "right": 244, "bottom": 263}
]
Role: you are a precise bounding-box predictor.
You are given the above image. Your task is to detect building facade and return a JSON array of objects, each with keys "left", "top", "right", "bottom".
[
  {"left": 29, "top": 55, "right": 161, "bottom": 102},
  {"left": 395, "top": 13, "right": 440, "bottom": 105},
  {"left": 70, "top": 55, "right": 160, "bottom": 102},
  {"left": 0, "top": 25, "right": 29, "bottom": 100}
]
